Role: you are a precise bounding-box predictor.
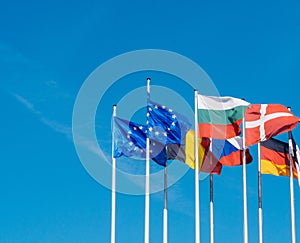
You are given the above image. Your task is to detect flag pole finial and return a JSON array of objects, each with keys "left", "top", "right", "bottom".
[{"left": 113, "top": 105, "right": 117, "bottom": 116}]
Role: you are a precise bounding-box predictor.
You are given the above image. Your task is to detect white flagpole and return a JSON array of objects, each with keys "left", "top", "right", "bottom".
[
  {"left": 209, "top": 140, "right": 214, "bottom": 243},
  {"left": 194, "top": 89, "right": 200, "bottom": 243},
  {"left": 210, "top": 175, "right": 214, "bottom": 243},
  {"left": 288, "top": 131, "right": 296, "bottom": 243},
  {"left": 163, "top": 162, "right": 168, "bottom": 243},
  {"left": 111, "top": 105, "right": 117, "bottom": 243},
  {"left": 257, "top": 143, "right": 263, "bottom": 243},
  {"left": 242, "top": 117, "right": 248, "bottom": 243},
  {"left": 144, "top": 78, "right": 151, "bottom": 243}
]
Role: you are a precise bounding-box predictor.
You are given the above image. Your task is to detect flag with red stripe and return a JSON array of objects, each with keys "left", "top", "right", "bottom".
[
  {"left": 197, "top": 94, "right": 250, "bottom": 139},
  {"left": 245, "top": 104, "right": 300, "bottom": 146},
  {"left": 261, "top": 138, "right": 299, "bottom": 181}
]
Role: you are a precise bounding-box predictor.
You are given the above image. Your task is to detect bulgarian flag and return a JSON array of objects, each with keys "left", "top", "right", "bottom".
[{"left": 197, "top": 94, "right": 250, "bottom": 139}]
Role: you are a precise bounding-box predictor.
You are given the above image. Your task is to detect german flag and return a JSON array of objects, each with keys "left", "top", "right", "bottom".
[
  {"left": 167, "top": 130, "right": 222, "bottom": 175},
  {"left": 261, "top": 138, "right": 298, "bottom": 179}
]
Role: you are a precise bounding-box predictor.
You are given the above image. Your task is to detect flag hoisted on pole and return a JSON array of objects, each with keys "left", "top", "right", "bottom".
[
  {"left": 111, "top": 105, "right": 117, "bottom": 243},
  {"left": 245, "top": 104, "right": 300, "bottom": 146},
  {"left": 260, "top": 134, "right": 299, "bottom": 243},
  {"left": 146, "top": 87, "right": 192, "bottom": 243},
  {"left": 194, "top": 89, "right": 200, "bottom": 243},
  {"left": 144, "top": 78, "right": 151, "bottom": 243},
  {"left": 197, "top": 94, "right": 250, "bottom": 139}
]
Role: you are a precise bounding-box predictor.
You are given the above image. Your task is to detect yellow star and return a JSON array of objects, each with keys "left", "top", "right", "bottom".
[
  {"left": 172, "top": 114, "right": 176, "bottom": 119},
  {"left": 149, "top": 127, "right": 153, "bottom": 132},
  {"left": 146, "top": 120, "right": 149, "bottom": 124},
  {"left": 169, "top": 108, "right": 173, "bottom": 112},
  {"left": 162, "top": 105, "right": 166, "bottom": 109},
  {"left": 133, "top": 127, "right": 137, "bottom": 130},
  {"left": 146, "top": 112, "right": 150, "bottom": 117},
  {"left": 155, "top": 105, "right": 158, "bottom": 109},
  {"left": 163, "top": 132, "right": 167, "bottom": 137},
  {"left": 148, "top": 107, "right": 152, "bottom": 111},
  {"left": 139, "top": 126, "right": 143, "bottom": 130},
  {"left": 127, "top": 135, "right": 130, "bottom": 139},
  {"left": 134, "top": 147, "right": 138, "bottom": 151},
  {"left": 140, "top": 149, "right": 144, "bottom": 153},
  {"left": 167, "top": 127, "right": 171, "bottom": 131},
  {"left": 150, "top": 149, "right": 153, "bottom": 153},
  {"left": 152, "top": 142, "right": 156, "bottom": 146},
  {"left": 129, "top": 142, "right": 133, "bottom": 146},
  {"left": 155, "top": 131, "right": 160, "bottom": 136},
  {"left": 171, "top": 122, "right": 175, "bottom": 126}
]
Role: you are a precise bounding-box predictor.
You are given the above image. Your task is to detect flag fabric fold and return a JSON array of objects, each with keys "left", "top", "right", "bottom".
[
  {"left": 261, "top": 137, "right": 299, "bottom": 181},
  {"left": 113, "top": 117, "right": 167, "bottom": 166},
  {"left": 289, "top": 134, "right": 300, "bottom": 186},
  {"left": 147, "top": 100, "right": 192, "bottom": 145},
  {"left": 245, "top": 104, "right": 300, "bottom": 146},
  {"left": 211, "top": 136, "right": 253, "bottom": 166},
  {"left": 167, "top": 129, "right": 222, "bottom": 175},
  {"left": 197, "top": 94, "right": 250, "bottom": 139}
]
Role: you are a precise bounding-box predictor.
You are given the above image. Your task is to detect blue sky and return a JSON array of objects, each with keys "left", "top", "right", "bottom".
[{"left": 1, "top": 0, "right": 300, "bottom": 242}]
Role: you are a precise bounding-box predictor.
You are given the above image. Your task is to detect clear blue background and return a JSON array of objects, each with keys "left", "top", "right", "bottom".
[{"left": 0, "top": 0, "right": 299, "bottom": 242}]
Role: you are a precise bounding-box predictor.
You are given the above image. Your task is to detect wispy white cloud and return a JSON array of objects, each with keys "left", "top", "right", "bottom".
[
  {"left": 12, "top": 93, "right": 109, "bottom": 161},
  {"left": 44, "top": 80, "right": 58, "bottom": 89},
  {"left": 12, "top": 93, "right": 41, "bottom": 115},
  {"left": 40, "top": 117, "right": 72, "bottom": 139}
]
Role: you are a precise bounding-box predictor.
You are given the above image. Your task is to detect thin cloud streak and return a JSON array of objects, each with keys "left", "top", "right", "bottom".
[
  {"left": 12, "top": 93, "right": 41, "bottom": 115},
  {"left": 12, "top": 93, "right": 109, "bottom": 161}
]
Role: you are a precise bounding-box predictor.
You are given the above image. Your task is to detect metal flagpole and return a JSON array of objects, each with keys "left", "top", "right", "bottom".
[
  {"left": 288, "top": 130, "right": 296, "bottom": 243},
  {"left": 257, "top": 143, "right": 263, "bottom": 243},
  {"left": 163, "top": 161, "right": 168, "bottom": 243},
  {"left": 242, "top": 117, "right": 248, "bottom": 243},
  {"left": 111, "top": 105, "right": 117, "bottom": 243},
  {"left": 210, "top": 175, "right": 214, "bottom": 243},
  {"left": 144, "top": 78, "right": 151, "bottom": 243},
  {"left": 194, "top": 89, "right": 200, "bottom": 243},
  {"left": 209, "top": 139, "right": 214, "bottom": 243}
]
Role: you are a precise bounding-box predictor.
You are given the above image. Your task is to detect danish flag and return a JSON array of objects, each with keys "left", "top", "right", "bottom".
[{"left": 245, "top": 104, "right": 300, "bottom": 146}]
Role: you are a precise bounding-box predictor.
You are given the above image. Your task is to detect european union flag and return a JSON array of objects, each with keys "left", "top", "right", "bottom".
[
  {"left": 147, "top": 100, "right": 192, "bottom": 145},
  {"left": 113, "top": 117, "right": 167, "bottom": 166}
]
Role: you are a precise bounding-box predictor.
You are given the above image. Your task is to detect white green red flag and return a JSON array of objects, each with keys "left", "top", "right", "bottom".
[
  {"left": 197, "top": 94, "right": 250, "bottom": 139},
  {"left": 245, "top": 104, "right": 300, "bottom": 146}
]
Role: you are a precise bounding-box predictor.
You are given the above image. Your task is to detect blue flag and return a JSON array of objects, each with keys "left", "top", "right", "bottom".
[
  {"left": 113, "top": 117, "right": 167, "bottom": 166},
  {"left": 147, "top": 100, "right": 192, "bottom": 145}
]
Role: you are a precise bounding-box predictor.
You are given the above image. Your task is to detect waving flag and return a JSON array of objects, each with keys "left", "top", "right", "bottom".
[
  {"left": 197, "top": 94, "right": 250, "bottom": 139},
  {"left": 261, "top": 138, "right": 299, "bottom": 181},
  {"left": 211, "top": 136, "right": 253, "bottom": 166},
  {"left": 167, "top": 130, "right": 222, "bottom": 175},
  {"left": 245, "top": 104, "right": 300, "bottom": 146},
  {"left": 289, "top": 134, "right": 300, "bottom": 186},
  {"left": 147, "top": 100, "right": 191, "bottom": 145},
  {"left": 113, "top": 117, "right": 167, "bottom": 166}
]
